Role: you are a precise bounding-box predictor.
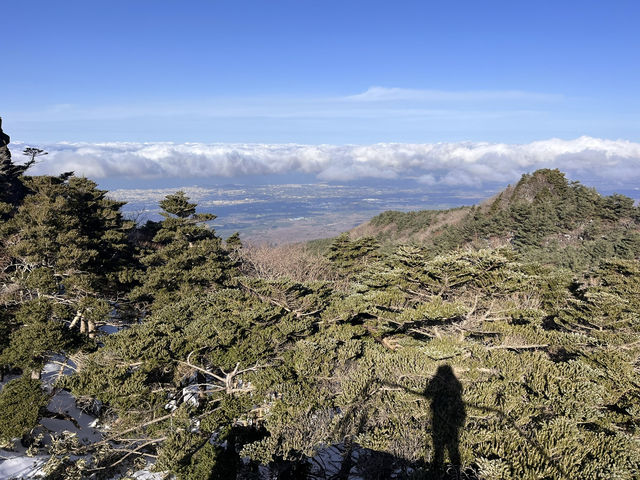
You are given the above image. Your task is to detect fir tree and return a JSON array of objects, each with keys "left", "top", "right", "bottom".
[{"left": 131, "top": 191, "right": 234, "bottom": 311}]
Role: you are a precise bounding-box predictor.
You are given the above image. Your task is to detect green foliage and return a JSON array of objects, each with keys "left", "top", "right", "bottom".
[
  {"left": 370, "top": 209, "right": 440, "bottom": 233},
  {"left": 235, "top": 245, "right": 640, "bottom": 479},
  {"left": 130, "top": 191, "right": 232, "bottom": 311},
  {"left": 157, "top": 424, "right": 265, "bottom": 480},
  {"left": 65, "top": 280, "right": 324, "bottom": 474},
  {"left": 396, "top": 298, "right": 467, "bottom": 328},
  {"left": 0, "top": 300, "right": 76, "bottom": 371},
  {"left": 159, "top": 190, "right": 198, "bottom": 218},
  {"left": 226, "top": 231, "right": 242, "bottom": 250},
  {"left": 0, "top": 309, "right": 13, "bottom": 354},
  {"left": 3, "top": 176, "right": 131, "bottom": 280},
  {"left": 0, "top": 174, "right": 135, "bottom": 374},
  {"left": 326, "top": 232, "right": 380, "bottom": 274},
  {"left": 0, "top": 376, "right": 48, "bottom": 444}
]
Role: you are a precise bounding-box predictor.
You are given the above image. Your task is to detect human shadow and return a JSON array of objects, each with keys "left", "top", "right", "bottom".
[
  {"left": 423, "top": 365, "right": 466, "bottom": 471},
  {"left": 385, "top": 364, "right": 571, "bottom": 480}
]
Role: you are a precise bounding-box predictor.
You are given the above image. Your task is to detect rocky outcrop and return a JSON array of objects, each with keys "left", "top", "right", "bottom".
[
  {"left": 0, "top": 117, "right": 11, "bottom": 164},
  {"left": 0, "top": 118, "right": 33, "bottom": 209}
]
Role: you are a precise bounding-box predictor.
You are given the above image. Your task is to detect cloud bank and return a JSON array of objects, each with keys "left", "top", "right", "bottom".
[{"left": 17, "top": 136, "right": 640, "bottom": 187}]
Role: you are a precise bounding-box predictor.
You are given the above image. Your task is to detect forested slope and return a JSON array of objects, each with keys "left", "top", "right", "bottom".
[
  {"left": 1, "top": 130, "right": 639, "bottom": 480},
  {"left": 357, "top": 169, "right": 640, "bottom": 269}
]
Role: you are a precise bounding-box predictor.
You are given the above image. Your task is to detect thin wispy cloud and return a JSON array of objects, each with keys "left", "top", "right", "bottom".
[
  {"left": 18, "top": 137, "right": 640, "bottom": 187},
  {"left": 7, "top": 87, "right": 562, "bottom": 122},
  {"left": 345, "top": 87, "right": 563, "bottom": 103}
]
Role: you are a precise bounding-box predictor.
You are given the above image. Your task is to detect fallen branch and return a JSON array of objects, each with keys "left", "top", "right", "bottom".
[
  {"left": 488, "top": 343, "right": 549, "bottom": 350},
  {"left": 179, "top": 351, "right": 271, "bottom": 394},
  {"left": 88, "top": 436, "right": 166, "bottom": 472},
  {"left": 86, "top": 412, "right": 175, "bottom": 450}
]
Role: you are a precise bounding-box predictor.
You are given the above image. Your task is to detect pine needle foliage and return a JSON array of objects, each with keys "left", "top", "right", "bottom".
[{"left": 0, "top": 376, "right": 48, "bottom": 446}]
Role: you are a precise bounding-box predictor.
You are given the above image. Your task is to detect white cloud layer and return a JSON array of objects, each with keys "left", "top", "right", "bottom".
[{"left": 16, "top": 136, "right": 640, "bottom": 187}]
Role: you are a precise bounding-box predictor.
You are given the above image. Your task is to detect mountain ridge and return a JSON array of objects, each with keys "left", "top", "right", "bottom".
[{"left": 349, "top": 168, "right": 640, "bottom": 268}]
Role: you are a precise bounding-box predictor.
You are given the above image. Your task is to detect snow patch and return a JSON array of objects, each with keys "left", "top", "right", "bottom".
[{"left": 0, "top": 454, "right": 47, "bottom": 479}]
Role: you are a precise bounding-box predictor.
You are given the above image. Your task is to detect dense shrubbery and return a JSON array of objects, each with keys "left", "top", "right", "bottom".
[{"left": 1, "top": 145, "right": 639, "bottom": 480}]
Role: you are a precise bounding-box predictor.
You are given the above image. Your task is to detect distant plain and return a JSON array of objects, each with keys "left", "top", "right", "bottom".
[{"left": 107, "top": 180, "right": 640, "bottom": 244}]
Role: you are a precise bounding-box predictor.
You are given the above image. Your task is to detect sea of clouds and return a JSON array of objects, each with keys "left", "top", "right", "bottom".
[{"left": 17, "top": 136, "right": 640, "bottom": 187}]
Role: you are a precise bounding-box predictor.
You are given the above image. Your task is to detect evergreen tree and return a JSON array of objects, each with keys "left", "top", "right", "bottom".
[
  {"left": 159, "top": 190, "right": 197, "bottom": 218},
  {"left": 326, "top": 233, "right": 380, "bottom": 274},
  {"left": 0, "top": 174, "right": 134, "bottom": 374},
  {"left": 131, "top": 191, "right": 234, "bottom": 311}
]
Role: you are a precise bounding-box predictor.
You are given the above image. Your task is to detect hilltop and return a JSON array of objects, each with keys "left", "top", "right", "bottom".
[{"left": 351, "top": 168, "right": 640, "bottom": 268}]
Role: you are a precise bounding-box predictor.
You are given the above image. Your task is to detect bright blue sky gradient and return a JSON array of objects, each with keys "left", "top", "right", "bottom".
[{"left": 3, "top": 0, "right": 640, "bottom": 143}]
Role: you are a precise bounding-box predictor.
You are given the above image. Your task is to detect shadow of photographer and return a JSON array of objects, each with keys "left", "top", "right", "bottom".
[
  {"left": 385, "top": 363, "right": 570, "bottom": 480},
  {"left": 423, "top": 364, "right": 466, "bottom": 470}
]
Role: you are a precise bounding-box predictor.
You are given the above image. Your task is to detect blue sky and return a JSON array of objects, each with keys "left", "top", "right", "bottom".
[{"left": 3, "top": 0, "right": 640, "bottom": 144}]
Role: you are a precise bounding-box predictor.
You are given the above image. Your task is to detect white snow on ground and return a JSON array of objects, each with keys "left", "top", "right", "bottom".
[
  {"left": 0, "top": 359, "right": 101, "bottom": 479},
  {"left": 1, "top": 353, "right": 171, "bottom": 479},
  {"left": 0, "top": 453, "right": 47, "bottom": 479},
  {"left": 107, "top": 468, "right": 168, "bottom": 480},
  {"left": 41, "top": 356, "right": 76, "bottom": 388},
  {"left": 0, "top": 454, "right": 168, "bottom": 480},
  {"left": 44, "top": 390, "right": 103, "bottom": 444}
]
